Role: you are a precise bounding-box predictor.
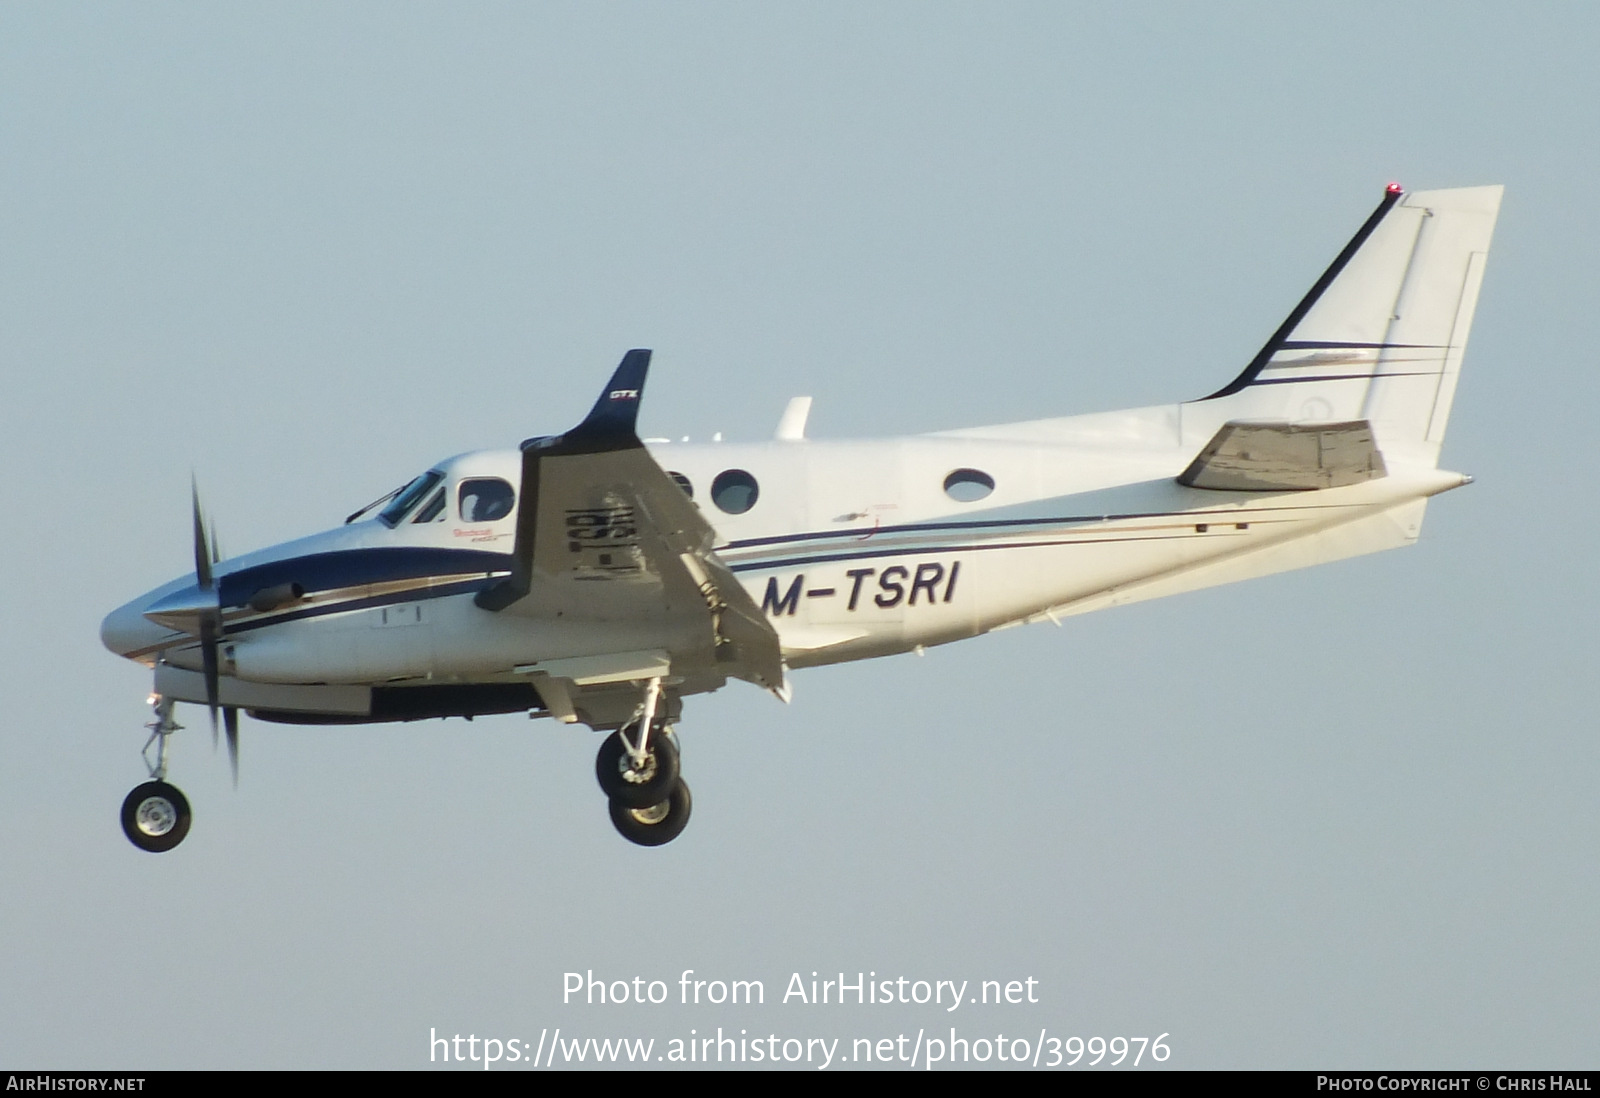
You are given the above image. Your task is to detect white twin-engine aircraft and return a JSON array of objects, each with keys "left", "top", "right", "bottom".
[{"left": 102, "top": 183, "right": 1502, "bottom": 851}]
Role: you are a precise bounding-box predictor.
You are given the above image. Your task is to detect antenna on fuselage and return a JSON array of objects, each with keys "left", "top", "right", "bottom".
[{"left": 774, "top": 396, "right": 813, "bottom": 441}]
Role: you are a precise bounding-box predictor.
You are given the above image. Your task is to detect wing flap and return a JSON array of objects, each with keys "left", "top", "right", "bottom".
[
  {"left": 515, "top": 649, "right": 672, "bottom": 685},
  {"left": 1178, "top": 419, "right": 1387, "bottom": 491}
]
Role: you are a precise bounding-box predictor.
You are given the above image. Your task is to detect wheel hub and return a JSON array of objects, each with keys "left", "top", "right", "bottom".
[
  {"left": 616, "top": 751, "right": 658, "bottom": 785},
  {"left": 135, "top": 796, "right": 177, "bottom": 837},
  {"left": 629, "top": 800, "right": 671, "bottom": 825}
]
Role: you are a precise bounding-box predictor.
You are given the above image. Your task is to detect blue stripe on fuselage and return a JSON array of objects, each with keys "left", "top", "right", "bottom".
[
  {"left": 222, "top": 576, "right": 495, "bottom": 635},
  {"left": 217, "top": 547, "right": 513, "bottom": 607}
]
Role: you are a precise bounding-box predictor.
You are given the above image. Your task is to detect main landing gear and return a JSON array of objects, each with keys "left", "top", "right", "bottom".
[
  {"left": 596, "top": 678, "right": 692, "bottom": 847},
  {"left": 121, "top": 695, "right": 193, "bottom": 853}
]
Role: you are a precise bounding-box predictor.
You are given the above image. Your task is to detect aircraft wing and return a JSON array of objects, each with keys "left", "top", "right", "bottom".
[
  {"left": 1178, "top": 419, "right": 1388, "bottom": 491},
  {"left": 477, "top": 351, "right": 785, "bottom": 693}
]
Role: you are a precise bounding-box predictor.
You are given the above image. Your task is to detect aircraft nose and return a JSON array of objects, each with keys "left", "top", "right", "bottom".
[{"left": 101, "top": 593, "right": 180, "bottom": 663}]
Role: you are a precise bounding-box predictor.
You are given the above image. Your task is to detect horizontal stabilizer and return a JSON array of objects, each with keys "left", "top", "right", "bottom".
[{"left": 1179, "top": 420, "right": 1387, "bottom": 491}]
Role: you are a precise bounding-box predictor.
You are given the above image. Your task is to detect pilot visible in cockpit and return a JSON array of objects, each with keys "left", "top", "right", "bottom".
[{"left": 458, "top": 478, "right": 516, "bottom": 523}]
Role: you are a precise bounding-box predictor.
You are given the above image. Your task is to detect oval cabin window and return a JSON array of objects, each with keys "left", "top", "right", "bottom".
[
  {"left": 710, "top": 469, "right": 759, "bottom": 514},
  {"left": 943, "top": 468, "right": 995, "bottom": 502}
]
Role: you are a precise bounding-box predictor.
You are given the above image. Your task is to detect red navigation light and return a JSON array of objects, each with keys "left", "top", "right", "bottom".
[{"left": 1385, "top": 181, "right": 1404, "bottom": 194}]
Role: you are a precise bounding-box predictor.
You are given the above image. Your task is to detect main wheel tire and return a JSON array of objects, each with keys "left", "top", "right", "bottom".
[
  {"left": 595, "top": 727, "right": 680, "bottom": 808},
  {"left": 120, "top": 781, "right": 192, "bottom": 853},
  {"left": 608, "top": 780, "right": 692, "bottom": 847}
]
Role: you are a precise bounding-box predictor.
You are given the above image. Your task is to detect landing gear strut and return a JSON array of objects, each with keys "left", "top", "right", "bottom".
[
  {"left": 597, "top": 678, "right": 692, "bottom": 846},
  {"left": 121, "top": 695, "right": 193, "bottom": 853}
]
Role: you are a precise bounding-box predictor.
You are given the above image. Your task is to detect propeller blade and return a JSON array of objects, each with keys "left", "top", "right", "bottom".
[
  {"left": 223, "top": 706, "right": 240, "bottom": 788},
  {"left": 200, "top": 615, "right": 221, "bottom": 737},
  {"left": 191, "top": 479, "right": 213, "bottom": 591},
  {"left": 192, "top": 479, "right": 224, "bottom": 743}
]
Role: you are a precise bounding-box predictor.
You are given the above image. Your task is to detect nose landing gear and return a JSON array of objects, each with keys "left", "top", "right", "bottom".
[{"left": 120, "top": 695, "right": 193, "bottom": 853}]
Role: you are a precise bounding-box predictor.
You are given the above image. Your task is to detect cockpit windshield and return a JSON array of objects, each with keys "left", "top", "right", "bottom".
[{"left": 377, "top": 471, "right": 444, "bottom": 527}]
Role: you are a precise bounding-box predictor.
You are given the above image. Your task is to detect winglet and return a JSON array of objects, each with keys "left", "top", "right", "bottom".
[
  {"left": 483, "top": 350, "right": 653, "bottom": 611},
  {"left": 546, "top": 348, "right": 651, "bottom": 452}
]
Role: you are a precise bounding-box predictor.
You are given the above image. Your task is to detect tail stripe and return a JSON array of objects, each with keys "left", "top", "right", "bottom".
[{"left": 1201, "top": 187, "right": 1405, "bottom": 400}]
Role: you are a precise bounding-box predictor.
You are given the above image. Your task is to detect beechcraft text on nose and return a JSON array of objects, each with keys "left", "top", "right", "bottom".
[{"left": 563, "top": 971, "right": 1038, "bottom": 1012}]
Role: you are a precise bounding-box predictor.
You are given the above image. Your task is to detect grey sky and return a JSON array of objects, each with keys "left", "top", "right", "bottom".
[{"left": 2, "top": 2, "right": 1595, "bottom": 1069}]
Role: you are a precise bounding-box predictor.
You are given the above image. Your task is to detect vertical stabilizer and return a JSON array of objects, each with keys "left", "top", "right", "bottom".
[{"left": 1194, "top": 185, "right": 1502, "bottom": 467}]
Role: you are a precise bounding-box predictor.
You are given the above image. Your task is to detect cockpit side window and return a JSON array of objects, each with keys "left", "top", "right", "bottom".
[
  {"left": 458, "top": 478, "right": 516, "bottom": 523},
  {"left": 411, "top": 487, "right": 447, "bottom": 523},
  {"left": 378, "top": 471, "right": 443, "bottom": 527}
]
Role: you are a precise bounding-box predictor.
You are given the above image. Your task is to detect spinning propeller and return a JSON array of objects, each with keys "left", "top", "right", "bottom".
[
  {"left": 142, "top": 481, "right": 249, "bottom": 784},
  {"left": 189, "top": 482, "right": 240, "bottom": 785}
]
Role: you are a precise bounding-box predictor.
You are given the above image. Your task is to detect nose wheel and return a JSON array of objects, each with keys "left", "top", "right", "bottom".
[{"left": 121, "top": 780, "right": 192, "bottom": 853}]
